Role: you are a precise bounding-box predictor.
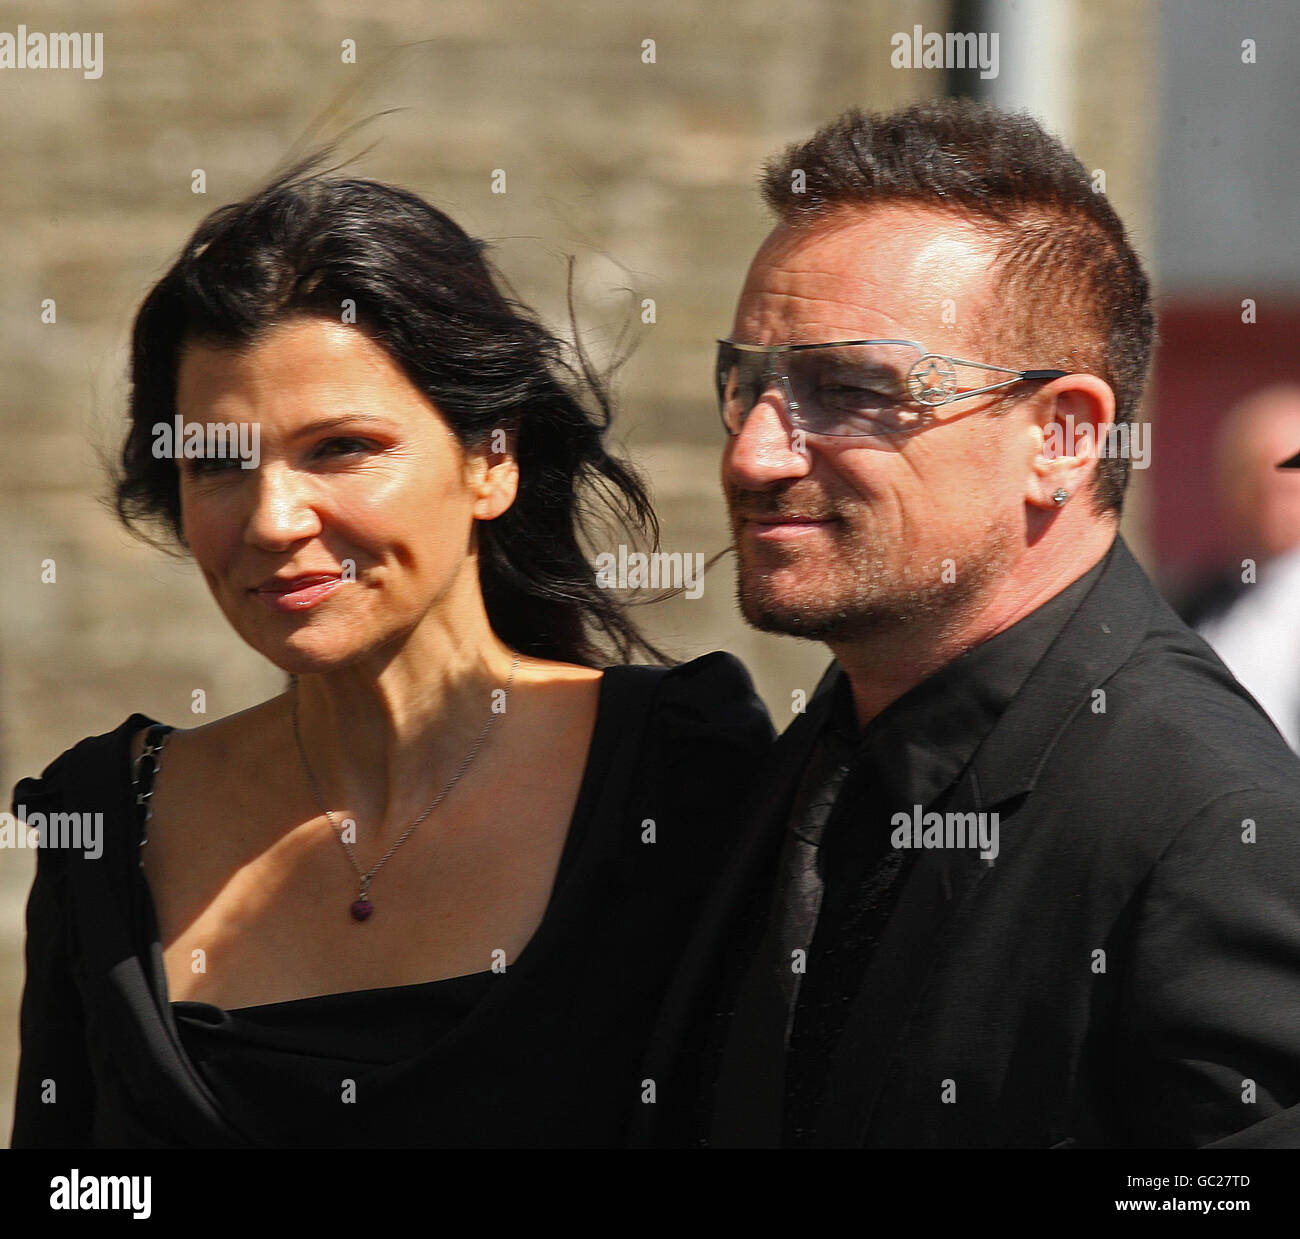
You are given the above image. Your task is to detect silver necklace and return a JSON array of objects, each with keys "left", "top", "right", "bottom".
[{"left": 291, "top": 654, "right": 520, "bottom": 921}]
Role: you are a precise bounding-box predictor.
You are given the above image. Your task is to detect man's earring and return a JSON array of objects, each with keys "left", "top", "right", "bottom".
[{"left": 1053, "top": 488, "right": 1069, "bottom": 505}]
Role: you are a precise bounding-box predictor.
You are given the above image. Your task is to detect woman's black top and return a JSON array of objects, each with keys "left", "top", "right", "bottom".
[{"left": 10, "top": 653, "right": 773, "bottom": 1148}]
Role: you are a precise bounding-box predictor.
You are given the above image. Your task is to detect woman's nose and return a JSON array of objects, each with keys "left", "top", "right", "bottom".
[{"left": 243, "top": 465, "right": 322, "bottom": 549}]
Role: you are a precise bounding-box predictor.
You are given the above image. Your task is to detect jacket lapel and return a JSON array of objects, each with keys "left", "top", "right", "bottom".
[
  {"left": 813, "top": 536, "right": 1158, "bottom": 1145},
  {"left": 632, "top": 660, "right": 840, "bottom": 1144}
]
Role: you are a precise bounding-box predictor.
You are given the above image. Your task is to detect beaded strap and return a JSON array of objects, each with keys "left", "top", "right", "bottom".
[{"left": 132, "top": 723, "right": 174, "bottom": 847}]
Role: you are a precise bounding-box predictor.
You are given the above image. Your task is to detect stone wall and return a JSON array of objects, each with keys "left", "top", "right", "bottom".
[{"left": 0, "top": 0, "right": 1155, "bottom": 1138}]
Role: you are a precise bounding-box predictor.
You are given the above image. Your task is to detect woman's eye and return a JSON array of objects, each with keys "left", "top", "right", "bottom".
[
  {"left": 187, "top": 455, "right": 241, "bottom": 475},
  {"left": 313, "top": 436, "right": 374, "bottom": 459}
]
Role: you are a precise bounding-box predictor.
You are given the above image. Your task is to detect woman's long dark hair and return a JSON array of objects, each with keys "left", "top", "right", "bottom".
[{"left": 113, "top": 148, "right": 667, "bottom": 666}]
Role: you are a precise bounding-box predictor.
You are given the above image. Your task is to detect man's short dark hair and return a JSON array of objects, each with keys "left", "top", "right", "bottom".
[{"left": 760, "top": 98, "right": 1155, "bottom": 514}]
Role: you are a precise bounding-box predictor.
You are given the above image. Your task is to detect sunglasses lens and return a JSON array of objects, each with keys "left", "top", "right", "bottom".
[
  {"left": 716, "top": 344, "right": 778, "bottom": 434},
  {"left": 717, "top": 342, "right": 932, "bottom": 437}
]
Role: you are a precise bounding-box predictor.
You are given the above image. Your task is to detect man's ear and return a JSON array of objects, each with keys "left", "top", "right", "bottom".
[
  {"left": 1026, "top": 374, "right": 1116, "bottom": 509},
  {"left": 466, "top": 422, "right": 520, "bottom": 521}
]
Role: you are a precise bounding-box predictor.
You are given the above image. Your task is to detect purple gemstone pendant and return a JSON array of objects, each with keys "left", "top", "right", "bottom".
[{"left": 350, "top": 876, "right": 374, "bottom": 921}]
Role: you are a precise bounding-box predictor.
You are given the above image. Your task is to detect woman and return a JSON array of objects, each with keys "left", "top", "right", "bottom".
[{"left": 10, "top": 155, "right": 772, "bottom": 1147}]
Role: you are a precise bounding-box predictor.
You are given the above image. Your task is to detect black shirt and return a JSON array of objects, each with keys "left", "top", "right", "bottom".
[
  {"left": 10, "top": 653, "right": 773, "bottom": 1148},
  {"left": 712, "top": 559, "right": 1107, "bottom": 1147}
]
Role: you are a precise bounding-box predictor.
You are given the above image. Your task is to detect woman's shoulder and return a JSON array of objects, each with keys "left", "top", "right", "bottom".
[
  {"left": 13, "top": 701, "right": 280, "bottom": 817},
  {"left": 604, "top": 651, "right": 775, "bottom": 746},
  {"left": 12, "top": 712, "right": 162, "bottom": 813},
  {"left": 607, "top": 649, "right": 766, "bottom": 702},
  {"left": 10, "top": 714, "right": 165, "bottom": 890},
  {"left": 580, "top": 654, "right": 774, "bottom": 870}
]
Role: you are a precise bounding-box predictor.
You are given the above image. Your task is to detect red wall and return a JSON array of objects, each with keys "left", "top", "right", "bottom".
[{"left": 1148, "top": 300, "right": 1300, "bottom": 577}]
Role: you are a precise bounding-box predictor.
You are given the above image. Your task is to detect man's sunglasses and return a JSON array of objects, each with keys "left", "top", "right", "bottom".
[{"left": 716, "top": 339, "right": 1069, "bottom": 438}]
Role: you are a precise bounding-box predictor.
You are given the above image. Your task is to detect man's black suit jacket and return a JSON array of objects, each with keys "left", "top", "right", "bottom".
[{"left": 635, "top": 536, "right": 1300, "bottom": 1147}]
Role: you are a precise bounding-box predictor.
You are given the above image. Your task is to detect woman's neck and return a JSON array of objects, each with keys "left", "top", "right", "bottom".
[{"left": 285, "top": 609, "right": 521, "bottom": 844}]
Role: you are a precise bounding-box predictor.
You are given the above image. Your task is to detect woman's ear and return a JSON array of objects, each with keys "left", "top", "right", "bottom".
[{"left": 467, "top": 423, "right": 520, "bottom": 521}]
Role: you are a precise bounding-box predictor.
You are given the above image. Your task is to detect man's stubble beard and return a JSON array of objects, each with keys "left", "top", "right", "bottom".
[{"left": 733, "top": 519, "right": 1017, "bottom": 644}]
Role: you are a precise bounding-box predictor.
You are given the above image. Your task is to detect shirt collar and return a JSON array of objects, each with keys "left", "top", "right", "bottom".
[{"left": 823, "top": 553, "right": 1109, "bottom": 809}]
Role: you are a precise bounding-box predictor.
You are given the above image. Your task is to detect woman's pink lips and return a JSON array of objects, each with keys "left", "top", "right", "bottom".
[{"left": 252, "top": 575, "right": 343, "bottom": 612}]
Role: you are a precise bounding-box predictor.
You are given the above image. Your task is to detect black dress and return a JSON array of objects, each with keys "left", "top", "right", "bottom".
[{"left": 10, "top": 652, "right": 773, "bottom": 1148}]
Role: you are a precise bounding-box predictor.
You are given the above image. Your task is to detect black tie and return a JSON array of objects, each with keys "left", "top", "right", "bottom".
[{"left": 709, "top": 739, "right": 852, "bottom": 1146}]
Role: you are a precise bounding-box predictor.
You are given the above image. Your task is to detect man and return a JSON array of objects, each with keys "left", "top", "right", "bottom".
[
  {"left": 636, "top": 99, "right": 1300, "bottom": 1149},
  {"left": 1178, "top": 386, "right": 1300, "bottom": 750}
]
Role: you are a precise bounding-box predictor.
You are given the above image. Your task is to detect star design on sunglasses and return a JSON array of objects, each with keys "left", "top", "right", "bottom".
[{"left": 907, "top": 355, "right": 959, "bottom": 406}]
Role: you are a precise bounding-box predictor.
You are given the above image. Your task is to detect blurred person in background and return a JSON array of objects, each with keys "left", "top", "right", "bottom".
[{"left": 1177, "top": 385, "right": 1300, "bottom": 750}]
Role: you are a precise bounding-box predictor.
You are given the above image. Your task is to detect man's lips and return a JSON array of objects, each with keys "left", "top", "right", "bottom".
[
  {"left": 740, "top": 513, "right": 839, "bottom": 540},
  {"left": 743, "top": 514, "right": 836, "bottom": 524}
]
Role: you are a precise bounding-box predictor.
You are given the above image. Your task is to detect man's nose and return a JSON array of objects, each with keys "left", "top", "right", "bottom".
[
  {"left": 723, "top": 391, "right": 813, "bottom": 487},
  {"left": 243, "top": 465, "right": 322, "bottom": 549}
]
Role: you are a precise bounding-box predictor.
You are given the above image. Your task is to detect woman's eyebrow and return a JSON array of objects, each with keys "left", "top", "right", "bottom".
[{"left": 289, "top": 412, "right": 395, "bottom": 436}]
